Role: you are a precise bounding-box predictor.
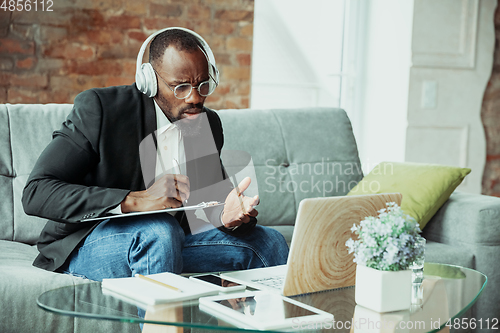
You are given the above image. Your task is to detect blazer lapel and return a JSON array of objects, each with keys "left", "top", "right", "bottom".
[
  {"left": 137, "top": 94, "right": 157, "bottom": 190},
  {"left": 142, "top": 94, "right": 157, "bottom": 138}
]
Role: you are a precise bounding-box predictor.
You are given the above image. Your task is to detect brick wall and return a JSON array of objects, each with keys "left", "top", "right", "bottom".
[
  {"left": 0, "top": 0, "right": 254, "bottom": 109},
  {"left": 481, "top": 0, "right": 500, "bottom": 196}
]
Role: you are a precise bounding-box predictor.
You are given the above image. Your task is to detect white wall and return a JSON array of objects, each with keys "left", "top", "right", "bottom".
[{"left": 405, "top": 0, "right": 496, "bottom": 193}]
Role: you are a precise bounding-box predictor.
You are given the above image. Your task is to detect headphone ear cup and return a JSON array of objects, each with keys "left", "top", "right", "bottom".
[
  {"left": 208, "top": 64, "right": 218, "bottom": 94},
  {"left": 140, "top": 63, "right": 157, "bottom": 97},
  {"left": 135, "top": 64, "right": 146, "bottom": 93}
]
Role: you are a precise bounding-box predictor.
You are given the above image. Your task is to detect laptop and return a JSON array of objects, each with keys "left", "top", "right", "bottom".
[{"left": 221, "top": 193, "right": 403, "bottom": 296}]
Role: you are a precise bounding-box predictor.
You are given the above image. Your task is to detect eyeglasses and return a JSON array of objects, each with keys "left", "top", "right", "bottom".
[{"left": 154, "top": 68, "right": 217, "bottom": 100}]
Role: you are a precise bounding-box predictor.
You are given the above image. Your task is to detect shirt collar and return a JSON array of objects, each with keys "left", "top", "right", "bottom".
[{"left": 154, "top": 99, "right": 176, "bottom": 135}]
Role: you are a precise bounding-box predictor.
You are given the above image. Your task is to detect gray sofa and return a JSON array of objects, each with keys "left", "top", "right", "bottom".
[{"left": 1, "top": 103, "right": 499, "bottom": 332}]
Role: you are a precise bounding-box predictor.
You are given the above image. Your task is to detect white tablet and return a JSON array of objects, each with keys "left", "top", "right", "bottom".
[{"left": 199, "top": 291, "right": 333, "bottom": 331}]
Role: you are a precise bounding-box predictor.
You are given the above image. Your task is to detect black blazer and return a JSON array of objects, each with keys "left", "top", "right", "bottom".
[{"left": 22, "top": 84, "right": 255, "bottom": 272}]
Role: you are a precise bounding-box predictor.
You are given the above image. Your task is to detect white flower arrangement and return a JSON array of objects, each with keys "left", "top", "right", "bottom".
[{"left": 345, "top": 202, "right": 423, "bottom": 271}]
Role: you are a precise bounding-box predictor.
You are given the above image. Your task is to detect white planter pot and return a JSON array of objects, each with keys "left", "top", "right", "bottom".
[{"left": 355, "top": 264, "right": 411, "bottom": 313}]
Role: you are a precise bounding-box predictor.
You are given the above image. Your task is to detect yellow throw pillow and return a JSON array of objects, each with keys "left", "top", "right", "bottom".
[{"left": 347, "top": 162, "right": 471, "bottom": 230}]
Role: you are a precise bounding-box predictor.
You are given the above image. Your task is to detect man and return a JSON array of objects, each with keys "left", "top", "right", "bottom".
[{"left": 22, "top": 28, "right": 289, "bottom": 281}]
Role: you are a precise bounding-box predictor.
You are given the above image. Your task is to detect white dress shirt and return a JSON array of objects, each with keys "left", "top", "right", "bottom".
[
  {"left": 109, "top": 102, "right": 223, "bottom": 228},
  {"left": 154, "top": 100, "right": 186, "bottom": 178},
  {"left": 109, "top": 100, "right": 185, "bottom": 214}
]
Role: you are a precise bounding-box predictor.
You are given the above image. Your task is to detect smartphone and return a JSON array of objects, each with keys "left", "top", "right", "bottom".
[{"left": 189, "top": 274, "right": 246, "bottom": 292}]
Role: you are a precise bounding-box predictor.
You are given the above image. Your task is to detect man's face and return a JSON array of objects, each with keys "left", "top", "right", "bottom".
[{"left": 153, "top": 46, "right": 209, "bottom": 123}]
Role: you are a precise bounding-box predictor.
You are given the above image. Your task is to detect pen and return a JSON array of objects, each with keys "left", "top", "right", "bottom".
[
  {"left": 173, "top": 158, "right": 181, "bottom": 174},
  {"left": 235, "top": 185, "right": 246, "bottom": 215},
  {"left": 135, "top": 274, "right": 182, "bottom": 292},
  {"left": 173, "top": 159, "right": 188, "bottom": 205}
]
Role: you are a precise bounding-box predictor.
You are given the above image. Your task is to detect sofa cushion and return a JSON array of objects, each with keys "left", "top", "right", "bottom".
[
  {"left": 218, "top": 108, "right": 363, "bottom": 227},
  {"left": 424, "top": 191, "right": 500, "bottom": 246},
  {"left": 0, "top": 104, "right": 72, "bottom": 245},
  {"left": 0, "top": 240, "right": 141, "bottom": 333},
  {"left": 0, "top": 240, "right": 81, "bottom": 332},
  {"left": 347, "top": 162, "right": 470, "bottom": 229},
  {"left": 424, "top": 240, "right": 474, "bottom": 269}
]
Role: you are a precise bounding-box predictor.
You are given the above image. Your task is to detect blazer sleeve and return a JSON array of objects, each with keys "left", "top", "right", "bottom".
[{"left": 22, "top": 90, "right": 130, "bottom": 223}]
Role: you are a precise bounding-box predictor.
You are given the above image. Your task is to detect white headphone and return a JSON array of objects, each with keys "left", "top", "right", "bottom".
[{"left": 135, "top": 27, "right": 220, "bottom": 98}]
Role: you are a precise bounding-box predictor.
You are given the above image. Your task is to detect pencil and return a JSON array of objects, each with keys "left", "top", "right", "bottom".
[
  {"left": 230, "top": 175, "right": 247, "bottom": 215},
  {"left": 135, "top": 274, "right": 182, "bottom": 292},
  {"left": 234, "top": 183, "right": 246, "bottom": 215},
  {"left": 172, "top": 159, "right": 188, "bottom": 205}
]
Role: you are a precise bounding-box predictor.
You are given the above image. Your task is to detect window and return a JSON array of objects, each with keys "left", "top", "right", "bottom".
[
  {"left": 251, "top": 0, "right": 349, "bottom": 110},
  {"left": 252, "top": 1, "right": 413, "bottom": 175}
]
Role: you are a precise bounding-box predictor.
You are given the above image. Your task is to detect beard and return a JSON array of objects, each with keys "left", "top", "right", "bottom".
[
  {"left": 175, "top": 111, "right": 204, "bottom": 137},
  {"left": 155, "top": 94, "right": 204, "bottom": 137}
]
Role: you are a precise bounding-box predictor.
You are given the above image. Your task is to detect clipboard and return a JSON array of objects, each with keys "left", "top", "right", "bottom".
[{"left": 82, "top": 201, "right": 225, "bottom": 222}]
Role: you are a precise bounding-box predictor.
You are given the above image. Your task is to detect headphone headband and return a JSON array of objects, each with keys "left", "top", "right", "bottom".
[{"left": 135, "top": 27, "right": 219, "bottom": 97}]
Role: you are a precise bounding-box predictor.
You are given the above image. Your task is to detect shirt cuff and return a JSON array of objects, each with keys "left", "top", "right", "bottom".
[{"left": 108, "top": 204, "right": 123, "bottom": 215}]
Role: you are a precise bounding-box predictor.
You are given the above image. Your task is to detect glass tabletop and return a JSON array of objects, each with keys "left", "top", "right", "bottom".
[{"left": 37, "top": 263, "right": 486, "bottom": 332}]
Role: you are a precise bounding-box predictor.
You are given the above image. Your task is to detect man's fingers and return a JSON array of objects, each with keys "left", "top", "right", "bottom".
[
  {"left": 248, "top": 195, "right": 259, "bottom": 207},
  {"left": 238, "top": 215, "right": 250, "bottom": 224},
  {"left": 173, "top": 174, "right": 190, "bottom": 187},
  {"left": 242, "top": 195, "right": 259, "bottom": 213},
  {"left": 164, "top": 197, "right": 183, "bottom": 208},
  {"left": 146, "top": 174, "right": 190, "bottom": 200},
  {"left": 172, "top": 190, "right": 184, "bottom": 203},
  {"left": 174, "top": 176, "right": 190, "bottom": 200},
  {"left": 246, "top": 207, "right": 258, "bottom": 218},
  {"left": 236, "top": 177, "right": 252, "bottom": 193}
]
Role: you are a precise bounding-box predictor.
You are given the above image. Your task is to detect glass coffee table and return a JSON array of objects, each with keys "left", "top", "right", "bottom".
[{"left": 37, "top": 263, "right": 486, "bottom": 332}]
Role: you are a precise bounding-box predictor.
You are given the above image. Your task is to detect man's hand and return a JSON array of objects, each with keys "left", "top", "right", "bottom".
[
  {"left": 121, "top": 174, "right": 190, "bottom": 213},
  {"left": 221, "top": 177, "right": 259, "bottom": 229}
]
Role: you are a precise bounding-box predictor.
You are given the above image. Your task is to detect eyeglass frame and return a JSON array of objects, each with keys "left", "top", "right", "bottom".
[{"left": 153, "top": 68, "right": 217, "bottom": 100}]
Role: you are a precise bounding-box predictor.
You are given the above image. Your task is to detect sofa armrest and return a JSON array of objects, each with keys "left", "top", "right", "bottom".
[{"left": 422, "top": 191, "right": 500, "bottom": 246}]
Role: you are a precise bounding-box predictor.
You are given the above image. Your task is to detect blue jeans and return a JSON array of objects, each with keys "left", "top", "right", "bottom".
[{"left": 61, "top": 214, "right": 289, "bottom": 281}]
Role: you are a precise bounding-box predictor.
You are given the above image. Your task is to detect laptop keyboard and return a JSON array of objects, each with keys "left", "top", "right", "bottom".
[{"left": 251, "top": 276, "right": 285, "bottom": 290}]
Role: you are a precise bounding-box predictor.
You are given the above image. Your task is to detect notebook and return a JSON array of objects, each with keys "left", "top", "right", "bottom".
[
  {"left": 221, "top": 193, "right": 403, "bottom": 296},
  {"left": 101, "top": 272, "right": 219, "bottom": 305}
]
